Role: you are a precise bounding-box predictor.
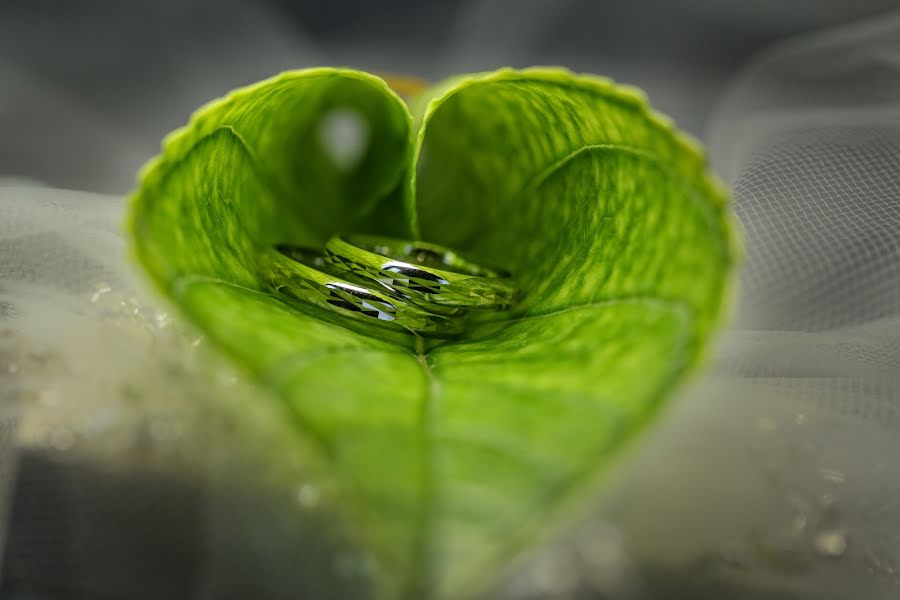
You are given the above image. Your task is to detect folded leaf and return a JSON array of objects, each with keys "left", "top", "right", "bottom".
[{"left": 128, "top": 67, "right": 737, "bottom": 599}]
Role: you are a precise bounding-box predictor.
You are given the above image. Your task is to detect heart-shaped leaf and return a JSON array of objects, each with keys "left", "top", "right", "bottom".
[{"left": 128, "top": 67, "right": 738, "bottom": 599}]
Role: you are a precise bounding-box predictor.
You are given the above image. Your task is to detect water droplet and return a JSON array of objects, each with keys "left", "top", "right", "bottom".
[
  {"left": 814, "top": 530, "right": 847, "bottom": 557},
  {"left": 795, "top": 413, "right": 807, "bottom": 425},
  {"left": 295, "top": 483, "right": 320, "bottom": 509},
  {"left": 91, "top": 284, "right": 112, "bottom": 303},
  {"left": 215, "top": 370, "right": 239, "bottom": 386},
  {"left": 819, "top": 468, "right": 846, "bottom": 484},
  {"left": 7, "top": 362, "right": 19, "bottom": 374},
  {"left": 790, "top": 513, "right": 808, "bottom": 535}
]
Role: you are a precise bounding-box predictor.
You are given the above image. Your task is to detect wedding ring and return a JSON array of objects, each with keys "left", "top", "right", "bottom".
[
  {"left": 279, "top": 243, "right": 458, "bottom": 316},
  {"left": 324, "top": 235, "right": 517, "bottom": 309},
  {"left": 263, "top": 245, "right": 461, "bottom": 336}
]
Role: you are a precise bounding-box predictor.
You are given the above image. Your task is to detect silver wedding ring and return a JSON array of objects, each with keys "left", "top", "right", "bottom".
[
  {"left": 324, "top": 235, "right": 517, "bottom": 309},
  {"left": 263, "top": 245, "right": 461, "bottom": 336}
]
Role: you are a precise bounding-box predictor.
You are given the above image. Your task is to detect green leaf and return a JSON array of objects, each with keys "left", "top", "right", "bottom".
[{"left": 128, "top": 67, "right": 738, "bottom": 599}]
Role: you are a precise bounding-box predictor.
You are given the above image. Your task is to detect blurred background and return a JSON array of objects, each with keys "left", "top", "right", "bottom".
[
  {"left": 2, "top": 2, "right": 900, "bottom": 599},
  {"left": 1, "top": 0, "right": 897, "bottom": 193}
]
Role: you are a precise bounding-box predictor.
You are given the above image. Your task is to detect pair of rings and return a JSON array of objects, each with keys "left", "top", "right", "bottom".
[{"left": 262, "top": 235, "right": 516, "bottom": 337}]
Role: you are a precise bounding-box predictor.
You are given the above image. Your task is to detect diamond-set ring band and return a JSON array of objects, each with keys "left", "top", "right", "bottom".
[
  {"left": 262, "top": 245, "right": 460, "bottom": 336},
  {"left": 324, "top": 235, "right": 517, "bottom": 309}
]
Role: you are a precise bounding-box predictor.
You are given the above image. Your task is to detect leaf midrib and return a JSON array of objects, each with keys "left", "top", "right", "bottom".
[{"left": 411, "top": 338, "right": 439, "bottom": 600}]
